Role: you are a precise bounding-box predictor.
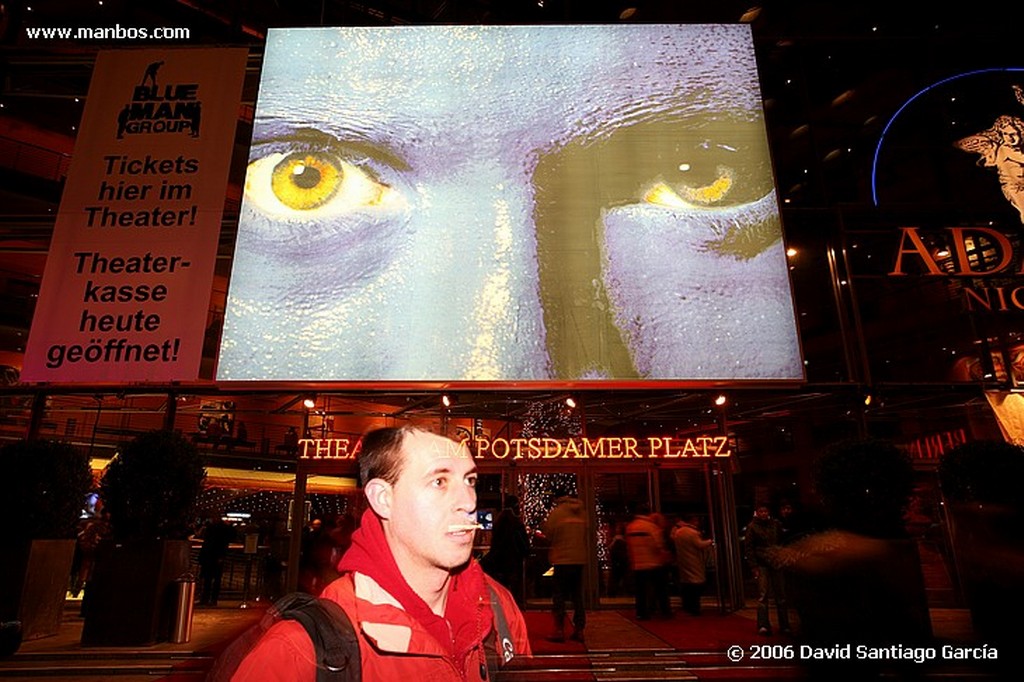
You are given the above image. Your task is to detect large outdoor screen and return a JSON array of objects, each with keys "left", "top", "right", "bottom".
[{"left": 217, "top": 25, "right": 803, "bottom": 383}]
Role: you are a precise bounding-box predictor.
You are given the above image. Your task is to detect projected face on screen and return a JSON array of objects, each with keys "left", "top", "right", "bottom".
[{"left": 217, "top": 25, "right": 802, "bottom": 382}]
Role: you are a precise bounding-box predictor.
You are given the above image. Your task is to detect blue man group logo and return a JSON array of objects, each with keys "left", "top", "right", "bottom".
[{"left": 116, "top": 60, "right": 202, "bottom": 139}]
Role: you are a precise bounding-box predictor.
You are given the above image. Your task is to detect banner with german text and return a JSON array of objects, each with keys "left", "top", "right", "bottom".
[{"left": 21, "top": 48, "right": 247, "bottom": 383}]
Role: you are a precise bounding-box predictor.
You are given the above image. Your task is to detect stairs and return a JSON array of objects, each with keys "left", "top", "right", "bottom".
[
  {"left": 498, "top": 648, "right": 805, "bottom": 680},
  {"left": 0, "top": 601, "right": 1009, "bottom": 681},
  {"left": 918, "top": 538, "right": 960, "bottom": 608},
  {"left": 0, "top": 649, "right": 214, "bottom": 679}
]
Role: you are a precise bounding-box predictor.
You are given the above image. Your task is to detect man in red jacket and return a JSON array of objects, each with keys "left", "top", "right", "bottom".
[{"left": 232, "top": 426, "right": 531, "bottom": 680}]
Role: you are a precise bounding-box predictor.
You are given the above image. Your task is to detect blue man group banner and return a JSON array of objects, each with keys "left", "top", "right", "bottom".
[
  {"left": 217, "top": 25, "right": 803, "bottom": 384},
  {"left": 21, "top": 48, "right": 247, "bottom": 383}
]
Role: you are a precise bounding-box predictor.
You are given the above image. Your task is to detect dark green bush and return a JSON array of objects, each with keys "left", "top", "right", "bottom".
[
  {"left": 938, "top": 439, "right": 1024, "bottom": 506},
  {"left": 100, "top": 430, "right": 206, "bottom": 541},
  {"left": 7, "top": 438, "right": 93, "bottom": 542},
  {"left": 813, "top": 438, "right": 915, "bottom": 538}
]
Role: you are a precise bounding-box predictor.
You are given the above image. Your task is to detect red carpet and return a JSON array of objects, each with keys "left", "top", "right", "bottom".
[
  {"left": 505, "top": 609, "right": 806, "bottom": 681},
  {"left": 617, "top": 612, "right": 809, "bottom": 680},
  {"left": 523, "top": 607, "right": 781, "bottom": 654},
  {"left": 522, "top": 610, "right": 588, "bottom": 654}
]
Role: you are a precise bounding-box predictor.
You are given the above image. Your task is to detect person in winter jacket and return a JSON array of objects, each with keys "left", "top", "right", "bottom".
[
  {"left": 541, "top": 486, "right": 588, "bottom": 642},
  {"left": 625, "top": 504, "right": 671, "bottom": 620},
  {"left": 671, "top": 515, "right": 713, "bottom": 616},
  {"left": 231, "top": 426, "right": 531, "bottom": 680}
]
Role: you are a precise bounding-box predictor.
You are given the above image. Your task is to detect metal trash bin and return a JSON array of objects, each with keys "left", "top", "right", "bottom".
[{"left": 171, "top": 573, "right": 197, "bottom": 644}]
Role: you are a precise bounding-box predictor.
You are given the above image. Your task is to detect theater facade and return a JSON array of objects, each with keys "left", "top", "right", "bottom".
[{"left": 2, "top": 17, "right": 1023, "bottom": 611}]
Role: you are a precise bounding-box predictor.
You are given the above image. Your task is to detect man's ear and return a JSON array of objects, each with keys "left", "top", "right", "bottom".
[{"left": 364, "top": 478, "right": 393, "bottom": 520}]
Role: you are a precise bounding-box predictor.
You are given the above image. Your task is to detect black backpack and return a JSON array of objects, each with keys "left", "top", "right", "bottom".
[
  {"left": 207, "top": 585, "right": 514, "bottom": 681},
  {"left": 206, "top": 591, "right": 359, "bottom": 682}
]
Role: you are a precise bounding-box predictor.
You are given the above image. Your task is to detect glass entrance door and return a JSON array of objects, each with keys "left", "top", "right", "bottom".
[
  {"left": 593, "top": 466, "right": 713, "bottom": 607},
  {"left": 593, "top": 470, "right": 652, "bottom": 605},
  {"left": 513, "top": 471, "right": 582, "bottom": 608},
  {"left": 508, "top": 466, "right": 713, "bottom": 609}
]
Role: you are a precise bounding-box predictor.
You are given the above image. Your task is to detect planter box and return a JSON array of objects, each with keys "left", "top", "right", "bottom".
[
  {"left": 946, "top": 502, "right": 1024, "bottom": 644},
  {"left": 80, "top": 539, "right": 192, "bottom": 647},
  {"left": 0, "top": 539, "right": 76, "bottom": 641}
]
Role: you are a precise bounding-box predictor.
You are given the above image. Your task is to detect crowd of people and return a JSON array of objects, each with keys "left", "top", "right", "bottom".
[
  {"left": 66, "top": 421, "right": 816, "bottom": 677},
  {"left": 72, "top": 466, "right": 808, "bottom": 649}
]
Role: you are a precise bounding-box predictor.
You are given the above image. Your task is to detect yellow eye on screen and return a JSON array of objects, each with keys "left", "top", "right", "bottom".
[
  {"left": 271, "top": 154, "right": 341, "bottom": 210},
  {"left": 682, "top": 168, "right": 733, "bottom": 205},
  {"left": 644, "top": 182, "right": 693, "bottom": 209},
  {"left": 245, "top": 150, "right": 402, "bottom": 217},
  {"left": 643, "top": 166, "right": 735, "bottom": 209}
]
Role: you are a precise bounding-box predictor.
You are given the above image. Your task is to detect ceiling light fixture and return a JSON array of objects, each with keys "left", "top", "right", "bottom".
[{"left": 739, "top": 6, "right": 762, "bottom": 23}]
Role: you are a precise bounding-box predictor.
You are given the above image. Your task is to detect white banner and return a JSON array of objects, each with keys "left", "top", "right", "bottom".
[{"left": 21, "top": 48, "right": 247, "bottom": 383}]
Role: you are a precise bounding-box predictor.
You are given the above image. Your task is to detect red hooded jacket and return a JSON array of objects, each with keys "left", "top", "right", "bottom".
[{"left": 231, "top": 509, "right": 531, "bottom": 681}]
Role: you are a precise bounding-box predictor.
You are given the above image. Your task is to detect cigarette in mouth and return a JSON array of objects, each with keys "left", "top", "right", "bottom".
[{"left": 447, "top": 523, "right": 484, "bottom": 532}]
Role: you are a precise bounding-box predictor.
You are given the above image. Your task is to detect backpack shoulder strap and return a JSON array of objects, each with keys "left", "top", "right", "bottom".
[
  {"left": 485, "top": 583, "right": 515, "bottom": 667},
  {"left": 205, "top": 610, "right": 273, "bottom": 681},
  {"left": 276, "top": 592, "right": 361, "bottom": 682}
]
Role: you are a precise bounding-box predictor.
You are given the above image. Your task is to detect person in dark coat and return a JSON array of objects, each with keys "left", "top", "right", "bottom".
[
  {"left": 481, "top": 495, "right": 530, "bottom": 605},
  {"left": 198, "top": 514, "right": 235, "bottom": 606},
  {"left": 743, "top": 504, "right": 791, "bottom": 635}
]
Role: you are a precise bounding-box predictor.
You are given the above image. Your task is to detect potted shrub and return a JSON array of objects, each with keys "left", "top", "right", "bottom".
[
  {"left": 938, "top": 439, "right": 1024, "bottom": 645},
  {"left": 2, "top": 439, "right": 92, "bottom": 642},
  {"left": 81, "top": 430, "right": 206, "bottom": 646},
  {"left": 777, "top": 438, "right": 932, "bottom": 647}
]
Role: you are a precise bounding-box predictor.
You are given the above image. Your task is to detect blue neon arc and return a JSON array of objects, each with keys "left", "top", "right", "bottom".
[{"left": 871, "top": 67, "right": 1024, "bottom": 206}]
